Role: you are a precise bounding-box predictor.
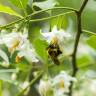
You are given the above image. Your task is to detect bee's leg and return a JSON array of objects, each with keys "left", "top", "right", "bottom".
[{"left": 52, "top": 57, "right": 60, "bottom": 65}]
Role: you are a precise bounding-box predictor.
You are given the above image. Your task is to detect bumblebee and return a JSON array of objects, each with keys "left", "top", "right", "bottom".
[{"left": 47, "top": 37, "right": 62, "bottom": 65}]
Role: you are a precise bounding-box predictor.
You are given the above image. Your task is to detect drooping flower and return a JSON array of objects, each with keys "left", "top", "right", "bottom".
[
  {"left": 51, "top": 71, "right": 76, "bottom": 95},
  {"left": 0, "top": 28, "right": 39, "bottom": 63},
  {"left": 38, "top": 71, "right": 76, "bottom": 96},
  {"left": 41, "top": 25, "right": 71, "bottom": 45},
  {"left": 41, "top": 20, "right": 73, "bottom": 58},
  {"left": 0, "top": 29, "right": 28, "bottom": 54}
]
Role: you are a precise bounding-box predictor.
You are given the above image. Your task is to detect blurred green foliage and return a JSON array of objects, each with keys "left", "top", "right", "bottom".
[{"left": 0, "top": 0, "right": 96, "bottom": 96}]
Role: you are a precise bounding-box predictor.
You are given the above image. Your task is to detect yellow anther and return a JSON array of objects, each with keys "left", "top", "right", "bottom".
[
  {"left": 12, "top": 40, "right": 20, "bottom": 49},
  {"left": 15, "top": 55, "right": 22, "bottom": 63},
  {"left": 51, "top": 36, "right": 58, "bottom": 45},
  {"left": 59, "top": 79, "right": 64, "bottom": 88}
]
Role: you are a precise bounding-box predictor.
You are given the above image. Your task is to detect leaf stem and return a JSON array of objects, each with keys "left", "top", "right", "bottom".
[
  {"left": 0, "top": 7, "right": 77, "bottom": 29},
  {"left": 82, "top": 29, "right": 96, "bottom": 36},
  {"left": 18, "top": 0, "right": 27, "bottom": 16},
  {"left": 30, "top": 11, "right": 74, "bottom": 22}
]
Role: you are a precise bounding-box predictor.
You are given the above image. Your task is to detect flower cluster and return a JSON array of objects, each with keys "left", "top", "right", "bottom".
[
  {"left": 38, "top": 71, "right": 76, "bottom": 96},
  {"left": 0, "top": 28, "right": 38, "bottom": 67}
]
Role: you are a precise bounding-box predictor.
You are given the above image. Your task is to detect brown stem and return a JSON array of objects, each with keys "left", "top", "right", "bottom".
[{"left": 68, "top": 0, "right": 89, "bottom": 96}]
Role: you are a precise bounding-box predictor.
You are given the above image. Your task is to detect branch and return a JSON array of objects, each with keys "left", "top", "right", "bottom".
[
  {"left": 68, "top": 0, "right": 89, "bottom": 96},
  {"left": 0, "top": 7, "right": 77, "bottom": 29},
  {"left": 79, "top": 0, "right": 89, "bottom": 13},
  {"left": 30, "top": 11, "right": 74, "bottom": 22}
]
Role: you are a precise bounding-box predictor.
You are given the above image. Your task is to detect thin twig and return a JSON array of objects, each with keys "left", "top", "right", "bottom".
[
  {"left": 0, "top": 7, "right": 77, "bottom": 29},
  {"left": 30, "top": 11, "right": 74, "bottom": 22},
  {"left": 68, "top": 0, "right": 89, "bottom": 96}
]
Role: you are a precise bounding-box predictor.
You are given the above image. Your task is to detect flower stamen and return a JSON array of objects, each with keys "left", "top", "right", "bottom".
[
  {"left": 15, "top": 55, "right": 22, "bottom": 63},
  {"left": 59, "top": 79, "right": 65, "bottom": 88}
]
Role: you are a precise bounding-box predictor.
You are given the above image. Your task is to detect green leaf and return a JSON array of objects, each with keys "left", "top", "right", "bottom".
[
  {"left": 33, "top": 0, "right": 57, "bottom": 9},
  {"left": 28, "top": 26, "right": 41, "bottom": 42},
  {"left": 0, "top": 4, "right": 22, "bottom": 18},
  {"left": 55, "top": 0, "right": 81, "bottom": 9},
  {"left": 0, "top": 71, "right": 11, "bottom": 82},
  {"left": 77, "top": 55, "right": 93, "bottom": 68},
  {"left": 0, "top": 72, "right": 17, "bottom": 85},
  {"left": 33, "top": 39, "right": 48, "bottom": 63},
  {"left": 0, "top": 69, "right": 19, "bottom": 85},
  {"left": 15, "top": 62, "right": 31, "bottom": 71},
  {"left": 51, "top": 15, "right": 68, "bottom": 29},
  {"left": 9, "top": 0, "right": 28, "bottom": 9},
  {"left": 86, "top": 35, "right": 96, "bottom": 50}
]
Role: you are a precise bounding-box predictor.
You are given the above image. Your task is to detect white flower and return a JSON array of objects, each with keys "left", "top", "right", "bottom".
[
  {"left": 16, "top": 40, "right": 39, "bottom": 63},
  {"left": 41, "top": 26, "right": 71, "bottom": 44},
  {"left": 0, "top": 29, "right": 27, "bottom": 54},
  {"left": 38, "top": 79, "right": 52, "bottom": 96},
  {"left": 51, "top": 71, "right": 76, "bottom": 94},
  {"left": 38, "top": 71, "right": 76, "bottom": 96}
]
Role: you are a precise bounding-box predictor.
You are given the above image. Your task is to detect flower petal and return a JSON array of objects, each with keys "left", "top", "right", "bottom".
[{"left": 0, "top": 49, "right": 9, "bottom": 65}]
